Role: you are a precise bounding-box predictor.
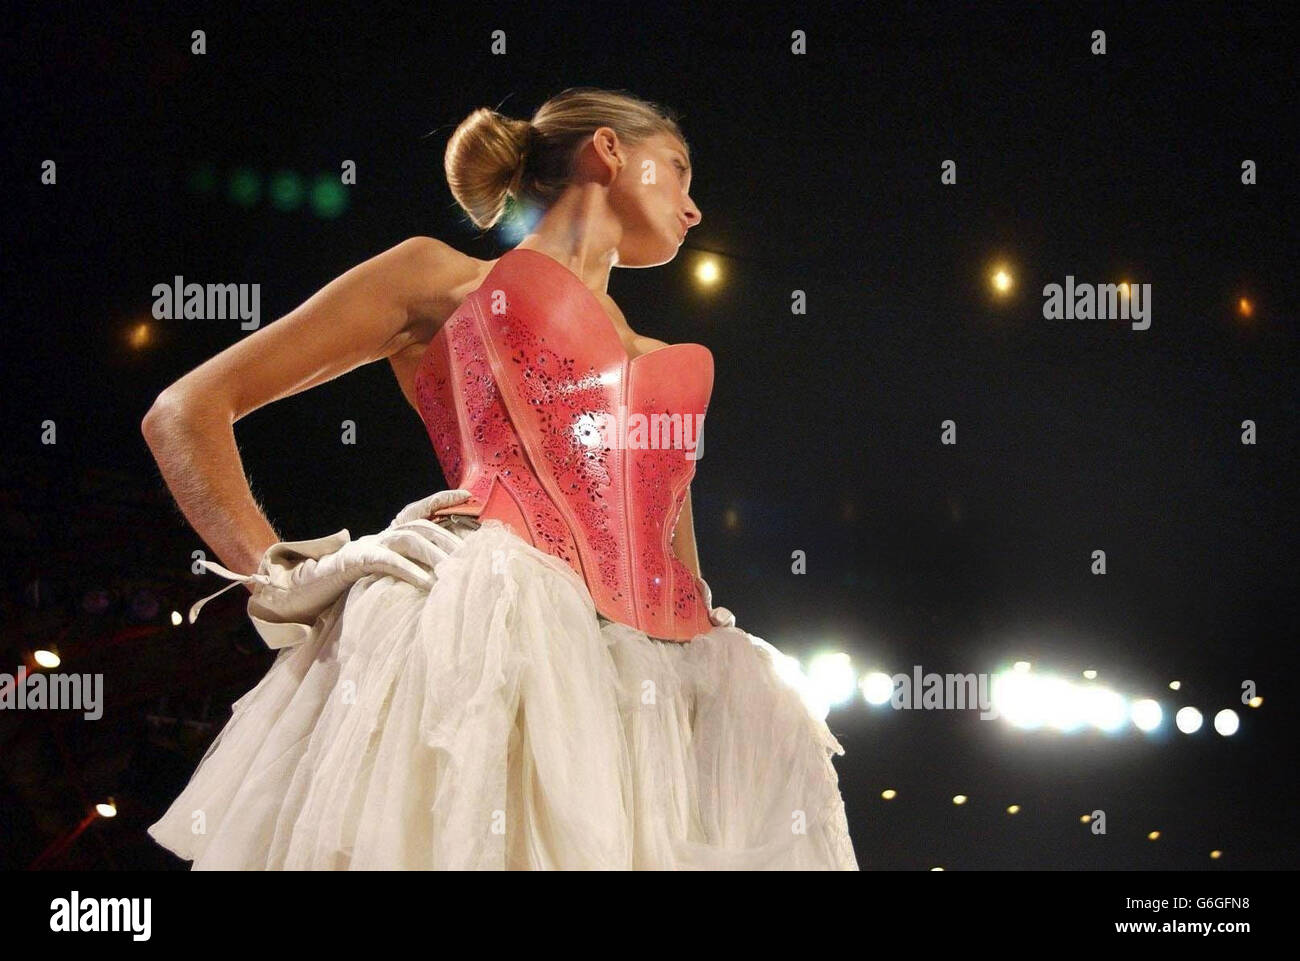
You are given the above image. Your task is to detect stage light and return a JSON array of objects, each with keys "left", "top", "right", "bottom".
[
  {"left": 1238, "top": 297, "right": 1253, "bottom": 318},
  {"left": 1082, "top": 685, "right": 1128, "bottom": 732},
  {"left": 1080, "top": 814, "right": 1092, "bottom": 823},
  {"left": 269, "top": 169, "right": 306, "bottom": 211},
  {"left": 127, "top": 320, "right": 152, "bottom": 349},
  {"left": 309, "top": 173, "right": 348, "bottom": 219},
  {"left": 1131, "top": 698, "right": 1162, "bottom": 732},
  {"left": 1082, "top": 669, "right": 1098, "bottom": 680},
  {"left": 34, "top": 649, "right": 60, "bottom": 669},
  {"left": 991, "top": 267, "right": 1014, "bottom": 294},
  {"left": 1007, "top": 804, "right": 1020, "bottom": 814},
  {"left": 881, "top": 789, "right": 897, "bottom": 800},
  {"left": 171, "top": 610, "right": 183, "bottom": 626},
  {"left": 694, "top": 257, "right": 720, "bottom": 285},
  {"left": 1169, "top": 680, "right": 1181, "bottom": 691},
  {"left": 497, "top": 195, "right": 540, "bottom": 243},
  {"left": 1147, "top": 830, "right": 1160, "bottom": 841},
  {"left": 991, "top": 669, "right": 1047, "bottom": 729},
  {"left": 1213, "top": 709, "right": 1239, "bottom": 736},
  {"left": 952, "top": 795, "right": 968, "bottom": 805},
  {"left": 1043, "top": 676, "right": 1088, "bottom": 732},
  {"left": 96, "top": 800, "right": 117, "bottom": 818},
  {"left": 930, "top": 866, "right": 944, "bottom": 871},
  {"left": 227, "top": 167, "right": 261, "bottom": 208},
  {"left": 1248, "top": 696, "right": 1263, "bottom": 708},
  {"left": 1012, "top": 660, "right": 1031, "bottom": 673},
  {"left": 1210, "top": 850, "right": 1222, "bottom": 860},
  {"left": 807, "top": 652, "right": 857, "bottom": 708},
  {"left": 861, "top": 671, "right": 894, "bottom": 706},
  {"left": 1175, "top": 706, "right": 1203, "bottom": 734}
]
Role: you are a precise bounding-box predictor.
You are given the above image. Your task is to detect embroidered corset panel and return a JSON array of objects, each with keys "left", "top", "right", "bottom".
[{"left": 413, "top": 247, "right": 715, "bottom": 641}]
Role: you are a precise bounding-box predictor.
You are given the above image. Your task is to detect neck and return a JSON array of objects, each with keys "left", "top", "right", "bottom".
[{"left": 513, "top": 186, "right": 622, "bottom": 299}]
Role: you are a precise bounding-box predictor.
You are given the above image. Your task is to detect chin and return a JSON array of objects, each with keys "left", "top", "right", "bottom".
[{"left": 619, "top": 241, "right": 680, "bottom": 268}]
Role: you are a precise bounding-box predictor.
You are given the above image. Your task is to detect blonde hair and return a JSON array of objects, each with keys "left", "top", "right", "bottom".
[{"left": 444, "top": 86, "right": 688, "bottom": 231}]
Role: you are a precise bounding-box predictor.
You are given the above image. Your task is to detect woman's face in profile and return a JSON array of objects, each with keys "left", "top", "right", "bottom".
[{"left": 611, "top": 132, "right": 701, "bottom": 268}]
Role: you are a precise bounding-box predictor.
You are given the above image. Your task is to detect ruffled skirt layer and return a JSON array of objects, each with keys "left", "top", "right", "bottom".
[{"left": 147, "top": 493, "right": 858, "bottom": 870}]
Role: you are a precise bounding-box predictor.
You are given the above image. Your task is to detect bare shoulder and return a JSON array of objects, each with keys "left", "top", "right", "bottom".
[{"left": 398, "top": 236, "right": 493, "bottom": 343}]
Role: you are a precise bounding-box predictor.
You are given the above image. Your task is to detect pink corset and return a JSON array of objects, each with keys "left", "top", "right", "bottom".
[{"left": 413, "top": 247, "right": 715, "bottom": 641}]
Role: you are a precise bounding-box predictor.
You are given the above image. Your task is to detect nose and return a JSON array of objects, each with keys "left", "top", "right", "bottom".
[{"left": 682, "top": 200, "right": 702, "bottom": 229}]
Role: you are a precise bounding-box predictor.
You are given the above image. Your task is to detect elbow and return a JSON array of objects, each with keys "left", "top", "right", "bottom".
[{"left": 141, "top": 388, "right": 190, "bottom": 445}]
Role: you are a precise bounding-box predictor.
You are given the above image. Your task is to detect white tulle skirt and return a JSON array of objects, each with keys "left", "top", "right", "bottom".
[{"left": 147, "top": 492, "right": 859, "bottom": 870}]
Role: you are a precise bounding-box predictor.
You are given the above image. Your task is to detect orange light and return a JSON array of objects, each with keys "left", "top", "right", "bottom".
[
  {"left": 128, "top": 321, "right": 152, "bottom": 349},
  {"left": 1238, "top": 297, "right": 1254, "bottom": 319}
]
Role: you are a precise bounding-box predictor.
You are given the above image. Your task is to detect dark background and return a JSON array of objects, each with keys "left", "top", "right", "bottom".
[{"left": 2, "top": 0, "right": 1296, "bottom": 869}]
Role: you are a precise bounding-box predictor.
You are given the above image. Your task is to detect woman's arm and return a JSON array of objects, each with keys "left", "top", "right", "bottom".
[
  {"left": 141, "top": 236, "right": 463, "bottom": 588},
  {"left": 671, "top": 487, "right": 701, "bottom": 577}
]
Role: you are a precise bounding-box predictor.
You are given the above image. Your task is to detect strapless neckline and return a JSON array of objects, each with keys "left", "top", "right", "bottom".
[{"left": 502, "top": 246, "right": 711, "bottom": 366}]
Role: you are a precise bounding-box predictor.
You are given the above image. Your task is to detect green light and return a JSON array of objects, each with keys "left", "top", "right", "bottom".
[
  {"left": 269, "top": 170, "right": 305, "bottom": 211},
  {"left": 309, "top": 173, "right": 348, "bottom": 219},
  {"left": 227, "top": 168, "right": 262, "bottom": 208},
  {"left": 188, "top": 164, "right": 217, "bottom": 194}
]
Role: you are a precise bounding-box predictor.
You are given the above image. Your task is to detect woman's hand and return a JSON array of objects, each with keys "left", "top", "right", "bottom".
[{"left": 695, "top": 574, "right": 736, "bottom": 628}]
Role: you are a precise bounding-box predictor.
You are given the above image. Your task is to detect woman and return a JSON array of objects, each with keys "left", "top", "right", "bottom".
[{"left": 143, "top": 87, "right": 859, "bottom": 870}]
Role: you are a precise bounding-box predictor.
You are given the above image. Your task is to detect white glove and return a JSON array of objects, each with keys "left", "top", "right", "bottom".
[
  {"left": 188, "top": 489, "right": 474, "bottom": 649},
  {"left": 695, "top": 574, "right": 736, "bottom": 628}
]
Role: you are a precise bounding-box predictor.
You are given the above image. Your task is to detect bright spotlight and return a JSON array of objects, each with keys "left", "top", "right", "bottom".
[
  {"left": 1012, "top": 660, "right": 1031, "bottom": 673},
  {"left": 881, "top": 789, "right": 897, "bottom": 800},
  {"left": 1083, "top": 686, "right": 1128, "bottom": 732},
  {"left": 1176, "top": 706, "right": 1203, "bottom": 734},
  {"left": 861, "top": 671, "right": 894, "bottom": 706},
  {"left": 1007, "top": 804, "right": 1021, "bottom": 814},
  {"left": 992, "top": 669, "right": 1047, "bottom": 729},
  {"left": 694, "top": 258, "right": 720, "bottom": 285},
  {"left": 34, "top": 649, "right": 61, "bottom": 669},
  {"left": 952, "top": 795, "right": 968, "bottom": 805},
  {"left": 170, "top": 610, "right": 183, "bottom": 626},
  {"left": 1082, "top": 669, "right": 1098, "bottom": 680},
  {"left": 1213, "top": 709, "right": 1239, "bottom": 736},
  {"left": 806, "top": 652, "right": 857, "bottom": 709},
  {"left": 1131, "top": 699, "right": 1162, "bottom": 732},
  {"left": 1169, "top": 680, "right": 1181, "bottom": 691},
  {"left": 96, "top": 801, "right": 117, "bottom": 818},
  {"left": 1043, "top": 676, "right": 1088, "bottom": 732}
]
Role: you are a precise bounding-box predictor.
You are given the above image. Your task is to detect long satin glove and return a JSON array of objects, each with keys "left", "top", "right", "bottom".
[
  {"left": 187, "top": 488, "right": 474, "bottom": 649},
  {"left": 695, "top": 573, "right": 736, "bottom": 628}
]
